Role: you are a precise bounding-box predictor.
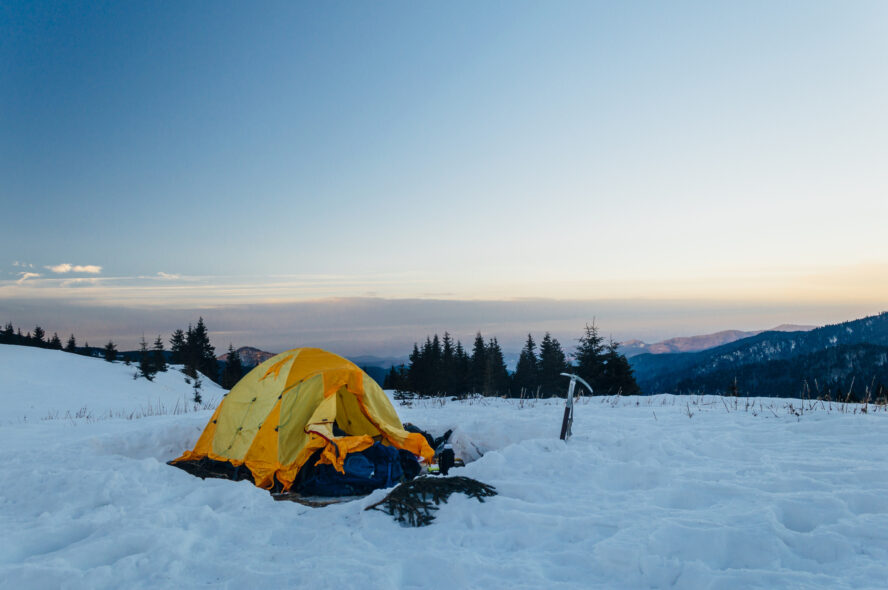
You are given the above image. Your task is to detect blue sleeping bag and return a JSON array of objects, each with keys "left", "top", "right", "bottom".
[{"left": 297, "top": 441, "right": 405, "bottom": 497}]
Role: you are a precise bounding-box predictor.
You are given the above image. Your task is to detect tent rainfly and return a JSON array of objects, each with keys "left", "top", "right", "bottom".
[{"left": 170, "top": 348, "right": 434, "bottom": 490}]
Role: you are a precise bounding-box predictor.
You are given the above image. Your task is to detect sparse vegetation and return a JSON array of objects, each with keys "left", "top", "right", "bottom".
[
  {"left": 397, "top": 390, "right": 888, "bottom": 420},
  {"left": 37, "top": 396, "right": 220, "bottom": 425}
]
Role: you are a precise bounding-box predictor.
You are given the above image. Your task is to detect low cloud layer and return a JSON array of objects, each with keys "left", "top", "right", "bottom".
[{"left": 2, "top": 264, "right": 885, "bottom": 356}]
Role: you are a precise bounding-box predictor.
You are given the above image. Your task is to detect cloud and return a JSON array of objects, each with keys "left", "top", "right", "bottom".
[
  {"left": 46, "top": 263, "right": 102, "bottom": 274},
  {"left": 13, "top": 261, "right": 34, "bottom": 268},
  {"left": 16, "top": 272, "right": 41, "bottom": 284},
  {"left": 60, "top": 277, "right": 102, "bottom": 287},
  {"left": 156, "top": 272, "right": 181, "bottom": 280},
  {"left": 46, "top": 263, "right": 72, "bottom": 273}
]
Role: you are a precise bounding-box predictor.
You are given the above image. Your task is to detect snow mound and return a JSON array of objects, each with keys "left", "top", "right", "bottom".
[{"left": 0, "top": 344, "right": 224, "bottom": 423}]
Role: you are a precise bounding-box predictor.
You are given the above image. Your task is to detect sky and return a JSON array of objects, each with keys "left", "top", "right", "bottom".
[{"left": 2, "top": 1, "right": 887, "bottom": 355}]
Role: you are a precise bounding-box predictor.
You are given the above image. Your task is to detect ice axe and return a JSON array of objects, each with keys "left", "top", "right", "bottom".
[{"left": 559, "top": 373, "right": 593, "bottom": 440}]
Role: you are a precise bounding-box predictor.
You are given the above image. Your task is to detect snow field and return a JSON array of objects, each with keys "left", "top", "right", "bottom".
[
  {"left": 2, "top": 345, "right": 888, "bottom": 589},
  {"left": 0, "top": 345, "right": 224, "bottom": 423},
  {"left": 404, "top": 396, "right": 888, "bottom": 588}
]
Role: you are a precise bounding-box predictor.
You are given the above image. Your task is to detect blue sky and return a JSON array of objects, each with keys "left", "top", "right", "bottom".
[{"left": 2, "top": 1, "right": 886, "bottom": 353}]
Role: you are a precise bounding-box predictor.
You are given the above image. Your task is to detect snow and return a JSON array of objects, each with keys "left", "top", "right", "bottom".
[
  {"left": 0, "top": 345, "right": 225, "bottom": 423},
  {"left": 2, "top": 345, "right": 888, "bottom": 589}
]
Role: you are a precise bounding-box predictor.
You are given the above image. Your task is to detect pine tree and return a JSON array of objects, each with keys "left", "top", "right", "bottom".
[
  {"left": 469, "top": 332, "right": 487, "bottom": 394},
  {"left": 454, "top": 340, "right": 470, "bottom": 397},
  {"left": 430, "top": 334, "right": 443, "bottom": 395},
  {"left": 407, "top": 343, "right": 424, "bottom": 394},
  {"left": 441, "top": 332, "right": 455, "bottom": 395},
  {"left": 169, "top": 329, "right": 186, "bottom": 365},
  {"left": 599, "top": 337, "right": 641, "bottom": 395},
  {"left": 103, "top": 340, "right": 118, "bottom": 362},
  {"left": 1, "top": 323, "right": 14, "bottom": 344},
  {"left": 183, "top": 318, "right": 217, "bottom": 382},
  {"left": 65, "top": 334, "right": 77, "bottom": 352},
  {"left": 575, "top": 322, "right": 606, "bottom": 394},
  {"left": 48, "top": 332, "right": 63, "bottom": 350},
  {"left": 513, "top": 333, "right": 540, "bottom": 397},
  {"left": 138, "top": 336, "right": 155, "bottom": 380},
  {"left": 538, "top": 332, "right": 568, "bottom": 397},
  {"left": 391, "top": 364, "right": 409, "bottom": 392},
  {"left": 221, "top": 344, "right": 244, "bottom": 390},
  {"left": 194, "top": 318, "right": 217, "bottom": 382},
  {"left": 152, "top": 336, "right": 167, "bottom": 373},
  {"left": 483, "top": 338, "right": 510, "bottom": 396},
  {"left": 383, "top": 365, "right": 400, "bottom": 390},
  {"left": 32, "top": 325, "right": 45, "bottom": 347},
  {"left": 182, "top": 324, "right": 197, "bottom": 377}
]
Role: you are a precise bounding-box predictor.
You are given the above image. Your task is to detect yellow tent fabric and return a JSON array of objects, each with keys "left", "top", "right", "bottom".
[{"left": 171, "top": 347, "right": 434, "bottom": 491}]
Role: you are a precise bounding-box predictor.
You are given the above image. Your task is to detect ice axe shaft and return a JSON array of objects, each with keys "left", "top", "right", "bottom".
[
  {"left": 559, "top": 405, "right": 572, "bottom": 440},
  {"left": 559, "top": 373, "right": 593, "bottom": 440}
]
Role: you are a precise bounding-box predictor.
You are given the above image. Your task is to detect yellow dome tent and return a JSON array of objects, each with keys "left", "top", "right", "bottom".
[{"left": 171, "top": 347, "right": 434, "bottom": 491}]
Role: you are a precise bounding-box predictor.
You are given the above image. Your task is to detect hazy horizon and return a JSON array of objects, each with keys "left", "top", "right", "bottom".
[{"left": 2, "top": 296, "right": 882, "bottom": 358}]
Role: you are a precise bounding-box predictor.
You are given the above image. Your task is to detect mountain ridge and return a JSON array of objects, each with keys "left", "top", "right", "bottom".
[
  {"left": 631, "top": 312, "right": 888, "bottom": 397},
  {"left": 216, "top": 346, "right": 275, "bottom": 367},
  {"left": 621, "top": 324, "right": 816, "bottom": 358}
]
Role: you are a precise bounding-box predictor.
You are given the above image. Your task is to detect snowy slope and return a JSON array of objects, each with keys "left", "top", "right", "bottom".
[
  {"left": 0, "top": 344, "right": 225, "bottom": 423},
  {"left": 1, "top": 346, "right": 887, "bottom": 589}
]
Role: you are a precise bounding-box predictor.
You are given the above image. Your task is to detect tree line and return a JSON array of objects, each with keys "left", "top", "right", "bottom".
[
  {"left": 383, "top": 323, "right": 640, "bottom": 397},
  {"left": 1, "top": 317, "right": 245, "bottom": 390}
]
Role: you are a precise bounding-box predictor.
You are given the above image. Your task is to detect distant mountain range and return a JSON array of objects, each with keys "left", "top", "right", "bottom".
[
  {"left": 620, "top": 324, "right": 816, "bottom": 358},
  {"left": 630, "top": 312, "right": 888, "bottom": 399},
  {"left": 216, "top": 346, "right": 276, "bottom": 367}
]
